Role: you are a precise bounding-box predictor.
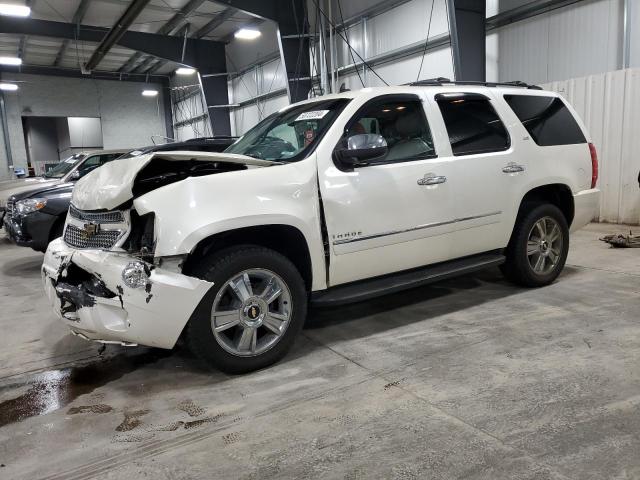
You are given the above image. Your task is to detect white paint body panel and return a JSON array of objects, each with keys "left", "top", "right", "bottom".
[
  {"left": 42, "top": 239, "right": 213, "bottom": 349},
  {"left": 44, "top": 85, "right": 600, "bottom": 349}
]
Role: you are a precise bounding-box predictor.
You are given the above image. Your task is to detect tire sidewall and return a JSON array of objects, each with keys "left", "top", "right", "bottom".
[
  {"left": 508, "top": 203, "right": 570, "bottom": 287},
  {"left": 187, "top": 246, "right": 307, "bottom": 374}
]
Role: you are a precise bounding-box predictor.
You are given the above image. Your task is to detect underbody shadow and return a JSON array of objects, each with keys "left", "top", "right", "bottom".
[{"left": 1, "top": 255, "right": 43, "bottom": 278}]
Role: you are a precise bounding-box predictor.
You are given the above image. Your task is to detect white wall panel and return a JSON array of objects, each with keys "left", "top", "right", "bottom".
[
  {"left": 543, "top": 68, "right": 640, "bottom": 225},
  {"left": 232, "top": 94, "right": 289, "bottom": 136},
  {"left": 498, "top": 0, "right": 621, "bottom": 84},
  {"left": 629, "top": 0, "right": 640, "bottom": 68},
  {"left": 364, "top": 0, "right": 448, "bottom": 59}
]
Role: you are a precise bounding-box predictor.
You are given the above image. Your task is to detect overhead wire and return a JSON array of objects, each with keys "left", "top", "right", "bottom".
[
  {"left": 309, "top": 0, "right": 388, "bottom": 86},
  {"left": 336, "top": 0, "right": 364, "bottom": 88},
  {"left": 443, "top": 0, "right": 457, "bottom": 80},
  {"left": 416, "top": 0, "right": 436, "bottom": 82}
]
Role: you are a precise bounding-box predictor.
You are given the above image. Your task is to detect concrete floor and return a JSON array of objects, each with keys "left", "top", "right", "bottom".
[{"left": 1, "top": 224, "right": 640, "bottom": 480}]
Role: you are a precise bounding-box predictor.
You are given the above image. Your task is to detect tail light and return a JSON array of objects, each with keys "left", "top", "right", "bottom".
[{"left": 588, "top": 142, "right": 598, "bottom": 188}]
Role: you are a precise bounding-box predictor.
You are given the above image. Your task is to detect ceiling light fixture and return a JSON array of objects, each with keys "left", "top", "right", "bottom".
[
  {"left": 0, "top": 56, "right": 22, "bottom": 66},
  {"left": 142, "top": 90, "right": 159, "bottom": 97},
  {"left": 0, "top": 83, "right": 18, "bottom": 91},
  {"left": 234, "top": 28, "right": 261, "bottom": 40},
  {"left": 175, "top": 67, "right": 196, "bottom": 75},
  {"left": 0, "top": 4, "right": 31, "bottom": 17}
]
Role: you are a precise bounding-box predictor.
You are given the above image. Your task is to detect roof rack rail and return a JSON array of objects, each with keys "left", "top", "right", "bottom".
[{"left": 408, "top": 77, "right": 542, "bottom": 90}]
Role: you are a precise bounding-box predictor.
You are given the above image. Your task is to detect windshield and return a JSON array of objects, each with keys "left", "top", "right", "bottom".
[
  {"left": 225, "top": 98, "right": 350, "bottom": 162},
  {"left": 43, "top": 154, "right": 85, "bottom": 178}
]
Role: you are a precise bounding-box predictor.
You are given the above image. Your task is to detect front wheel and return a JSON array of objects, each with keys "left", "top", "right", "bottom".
[
  {"left": 185, "top": 246, "right": 307, "bottom": 374},
  {"left": 501, "top": 203, "right": 569, "bottom": 287}
]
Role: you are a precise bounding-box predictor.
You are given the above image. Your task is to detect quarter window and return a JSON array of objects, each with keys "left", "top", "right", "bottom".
[
  {"left": 504, "top": 95, "right": 586, "bottom": 146},
  {"left": 436, "top": 94, "right": 510, "bottom": 156},
  {"left": 345, "top": 98, "right": 435, "bottom": 163}
]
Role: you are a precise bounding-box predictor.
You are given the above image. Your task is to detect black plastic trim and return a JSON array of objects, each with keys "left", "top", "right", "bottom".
[{"left": 311, "top": 250, "right": 505, "bottom": 306}]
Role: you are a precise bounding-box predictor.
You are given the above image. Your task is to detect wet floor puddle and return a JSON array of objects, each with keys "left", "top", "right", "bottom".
[{"left": 0, "top": 349, "right": 171, "bottom": 428}]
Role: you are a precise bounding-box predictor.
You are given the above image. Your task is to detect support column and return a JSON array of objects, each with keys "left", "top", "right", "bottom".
[
  {"left": 446, "top": 0, "right": 486, "bottom": 82},
  {"left": 185, "top": 41, "right": 231, "bottom": 136},
  {"left": 275, "top": 0, "right": 311, "bottom": 103}
]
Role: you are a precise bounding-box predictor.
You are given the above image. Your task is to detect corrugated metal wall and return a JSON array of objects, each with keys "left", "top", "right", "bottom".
[
  {"left": 543, "top": 68, "right": 640, "bottom": 225},
  {"left": 497, "top": 0, "right": 622, "bottom": 85}
]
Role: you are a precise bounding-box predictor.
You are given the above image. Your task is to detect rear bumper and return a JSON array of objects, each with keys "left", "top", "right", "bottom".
[
  {"left": 571, "top": 188, "right": 600, "bottom": 232},
  {"left": 42, "top": 239, "right": 213, "bottom": 349}
]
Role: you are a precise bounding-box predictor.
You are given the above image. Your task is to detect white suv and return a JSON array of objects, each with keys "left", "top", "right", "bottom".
[{"left": 42, "top": 82, "right": 600, "bottom": 373}]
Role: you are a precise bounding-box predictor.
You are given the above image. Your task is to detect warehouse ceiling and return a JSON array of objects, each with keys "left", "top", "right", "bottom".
[{"left": 0, "top": 0, "right": 261, "bottom": 76}]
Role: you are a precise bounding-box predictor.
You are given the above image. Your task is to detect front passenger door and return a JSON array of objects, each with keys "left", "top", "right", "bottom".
[{"left": 318, "top": 94, "right": 459, "bottom": 286}]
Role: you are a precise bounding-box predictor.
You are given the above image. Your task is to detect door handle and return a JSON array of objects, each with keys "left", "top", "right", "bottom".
[
  {"left": 417, "top": 174, "right": 447, "bottom": 186},
  {"left": 502, "top": 163, "right": 525, "bottom": 174}
]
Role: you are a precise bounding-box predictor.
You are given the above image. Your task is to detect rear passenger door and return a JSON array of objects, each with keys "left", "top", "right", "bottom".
[{"left": 430, "top": 92, "right": 526, "bottom": 257}]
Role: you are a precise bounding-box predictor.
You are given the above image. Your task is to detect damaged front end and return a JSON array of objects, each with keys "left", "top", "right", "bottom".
[
  {"left": 42, "top": 239, "right": 213, "bottom": 349},
  {"left": 43, "top": 151, "right": 276, "bottom": 348}
]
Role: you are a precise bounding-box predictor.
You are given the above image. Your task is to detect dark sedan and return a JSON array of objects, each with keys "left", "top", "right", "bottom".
[
  {"left": 3, "top": 137, "right": 237, "bottom": 252},
  {"left": 4, "top": 183, "right": 73, "bottom": 252}
]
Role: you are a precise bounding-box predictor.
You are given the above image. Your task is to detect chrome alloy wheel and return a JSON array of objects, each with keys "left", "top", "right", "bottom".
[
  {"left": 210, "top": 269, "right": 292, "bottom": 357},
  {"left": 527, "top": 216, "right": 563, "bottom": 275}
]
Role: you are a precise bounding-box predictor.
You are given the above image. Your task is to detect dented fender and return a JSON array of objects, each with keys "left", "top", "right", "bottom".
[{"left": 42, "top": 238, "right": 214, "bottom": 349}]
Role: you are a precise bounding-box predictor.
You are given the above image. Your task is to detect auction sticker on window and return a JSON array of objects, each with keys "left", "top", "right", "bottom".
[{"left": 295, "top": 110, "right": 329, "bottom": 121}]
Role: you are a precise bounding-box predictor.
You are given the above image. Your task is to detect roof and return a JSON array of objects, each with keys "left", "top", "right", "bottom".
[
  {"left": 285, "top": 83, "right": 558, "bottom": 110},
  {"left": 0, "top": 1, "right": 262, "bottom": 76},
  {"left": 79, "top": 148, "right": 132, "bottom": 156}
]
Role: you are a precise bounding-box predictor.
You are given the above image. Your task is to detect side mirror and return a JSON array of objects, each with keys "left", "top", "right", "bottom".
[
  {"left": 335, "top": 133, "right": 388, "bottom": 167},
  {"left": 70, "top": 170, "right": 81, "bottom": 180}
]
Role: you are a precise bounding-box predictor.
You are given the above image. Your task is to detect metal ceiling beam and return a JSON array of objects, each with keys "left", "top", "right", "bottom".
[
  {"left": 120, "top": 0, "right": 206, "bottom": 73},
  {"left": 0, "top": 17, "right": 224, "bottom": 66},
  {"left": 54, "top": 0, "right": 92, "bottom": 67},
  {"left": 17, "top": 0, "right": 35, "bottom": 61},
  {"left": 193, "top": 6, "right": 235, "bottom": 37},
  {"left": 84, "top": 0, "right": 151, "bottom": 72},
  {"left": 0, "top": 63, "right": 169, "bottom": 84},
  {"left": 139, "top": 7, "right": 236, "bottom": 75}
]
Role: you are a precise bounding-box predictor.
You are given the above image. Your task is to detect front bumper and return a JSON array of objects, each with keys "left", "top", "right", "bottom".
[
  {"left": 571, "top": 188, "right": 601, "bottom": 232},
  {"left": 42, "top": 238, "right": 213, "bottom": 349},
  {"left": 3, "top": 210, "right": 56, "bottom": 251}
]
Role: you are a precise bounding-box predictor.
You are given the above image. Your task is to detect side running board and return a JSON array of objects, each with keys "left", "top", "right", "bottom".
[{"left": 311, "top": 251, "right": 505, "bottom": 307}]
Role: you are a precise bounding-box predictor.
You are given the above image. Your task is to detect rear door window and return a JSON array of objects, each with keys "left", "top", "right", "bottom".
[
  {"left": 436, "top": 94, "right": 510, "bottom": 156},
  {"left": 504, "top": 95, "right": 586, "bottom": 146}
]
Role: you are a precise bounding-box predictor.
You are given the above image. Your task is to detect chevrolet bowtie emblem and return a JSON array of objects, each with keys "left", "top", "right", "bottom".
[{"left": 81, "top": 222, "right": 100, "bottom": 239}]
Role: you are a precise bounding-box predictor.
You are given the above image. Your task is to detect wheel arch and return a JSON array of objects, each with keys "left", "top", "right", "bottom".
[
  {"left": 182, "top": 224, "right": 314, "bottom": 291},
  {"left": 517, "top": 183, "right": 574, "bottom": 226}
]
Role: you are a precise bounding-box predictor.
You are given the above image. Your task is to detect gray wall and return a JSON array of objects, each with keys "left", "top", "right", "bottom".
[
  {"left": 24, "top": 117, "right": 58, "bottom": 165},
  {"left": 0, "top": 73, "right": 168, "bottom": 180}
]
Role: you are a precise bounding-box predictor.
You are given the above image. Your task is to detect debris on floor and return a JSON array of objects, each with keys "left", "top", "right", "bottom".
[{"left": 600, "top": 231, "right": 640, "bottom": 248}]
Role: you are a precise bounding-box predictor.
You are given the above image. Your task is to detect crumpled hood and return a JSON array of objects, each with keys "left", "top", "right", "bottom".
[
  {"left": 0, "top": 178, "right": 59, "bottom": 207},
  {"left": 72, "top": 150, "right": 275, "bottom": 211}
]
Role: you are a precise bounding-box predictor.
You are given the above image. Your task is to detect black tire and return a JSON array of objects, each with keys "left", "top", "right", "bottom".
[
  {"left": 501, "top": 203, "right": 569, "bottom": 287},
  {"left": 185, "top": 245, "right": 307, "bottom": 374}
]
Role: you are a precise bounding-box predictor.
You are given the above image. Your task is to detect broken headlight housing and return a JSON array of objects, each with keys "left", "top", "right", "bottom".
[
  {"left": 15, "top": 198, "right": 47, "bottom": 216},
  {"left": 122, "top": 261, "right": 149, "bottom": 289}
]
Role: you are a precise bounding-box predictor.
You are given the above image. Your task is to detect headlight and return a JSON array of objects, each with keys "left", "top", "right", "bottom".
[
  {"left": 15, "top": 198, "right": 47, "bottom": 215},
  {"left": 122, "top": 261, "right": 149, "bottom": 289}
]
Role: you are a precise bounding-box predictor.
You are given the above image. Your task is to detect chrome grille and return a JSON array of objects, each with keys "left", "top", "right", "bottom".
[
  {"left": 69, "top": 204, "right": 124, "bottom": 224},
  {"left": 6, "top": 199, "right": 14, "bottom": 219},
  {"left": 64, "top": 224, "right": 122, "bottom": 249}
]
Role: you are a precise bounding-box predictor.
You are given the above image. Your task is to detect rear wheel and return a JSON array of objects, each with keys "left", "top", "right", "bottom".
[
  {"left": 501, "top": 203, "right": 569, "bottom": 287},
  {"left": 186, "top": 246, "right": 307, "bottom": 374}
]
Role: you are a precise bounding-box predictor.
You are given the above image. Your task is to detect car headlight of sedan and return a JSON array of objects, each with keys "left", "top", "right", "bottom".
[{"left": 15, "top": 198, "right": 47, "bottom": 216}]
